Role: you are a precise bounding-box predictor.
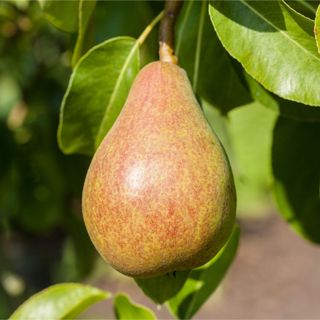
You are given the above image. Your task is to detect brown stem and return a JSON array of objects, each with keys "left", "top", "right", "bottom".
[{"left": 159, "top": 0, "right": 183, "bottom": 64}]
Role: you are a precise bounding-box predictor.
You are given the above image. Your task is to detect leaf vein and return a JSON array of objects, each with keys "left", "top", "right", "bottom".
[{"left": 240, "top": 0, "right": 320, "bottom": 63}]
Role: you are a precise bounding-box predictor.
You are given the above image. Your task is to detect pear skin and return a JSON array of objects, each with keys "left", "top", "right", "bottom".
[{"left": 82, "top": 61, "right": 236, "bottom": 278}]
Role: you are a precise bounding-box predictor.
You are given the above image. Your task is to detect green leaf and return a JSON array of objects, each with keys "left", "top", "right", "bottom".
[
  {"left": 227, "top": 102, "right": 276, "bottom": 216},
  {"left": 113, "top": 294, "right": 156, "bottom": 320},
  {"left": 38, "top": 0, "right": 79, "bottom": 33},
  {"left": 201, "top": 99, "right": 231, "bottom": 153},
  {"left": 72, "top": 0, "right": 97, "bottom": 67},
  {"left": 209, "top": 0, "right": 320, "bottom": 106},
  {"left": 92, "top": 1, "right": 158, "bottom": 66},
  {"left": 246, "top": 74, "right": 320, "bottom": 122},
  {"left": 135, "top": 271, "right": 190, "bottom": 305},
  {"left": 9, "top": 283, "right": 110, "bottom": 320},
  {"left": 315, "top": 4, "right": 320, "bottom": 53},
  {"left": 285, "top": 0, "right": 317, "bottom": 19},
  {"left": 94, "top": 1, "right": 155, "bottom": 43},
  {"left": 167, "top": 225, "right": 240, "bottom": 319},
  {"left": 58, "top": 37, "right": 139, "bottom": 155},
  {"left": 176, "top": 0, "right": 251, "bottom": 113},
  {"left": 272, "top": 117, "right": 320, "bottom": 243},
  {"left": 203, "top": 100, "right": 277, "bottom": 216}
]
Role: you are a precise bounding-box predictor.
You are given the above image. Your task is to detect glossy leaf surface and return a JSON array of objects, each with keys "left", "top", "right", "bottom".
[
  {"left": 58, "top": 37, "right": 139, "bottom": 155},
  {"left": 246, "top": 74, "right": 320, "bottom": 122},
  {"left": 10, "top": 283, "right": 110, "bottom": 320},
  {"left": 209, "top": 0, "right": 320, "bottom": 106}
]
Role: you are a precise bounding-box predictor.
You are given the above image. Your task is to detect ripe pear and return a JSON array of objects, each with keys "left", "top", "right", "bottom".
[{"left": 82, "top": 61, "right": 236, "bottom": 278}]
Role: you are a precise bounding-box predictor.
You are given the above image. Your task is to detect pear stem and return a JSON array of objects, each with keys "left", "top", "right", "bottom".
[{"left": 159, "top": 0, "right": 183, "bottom": 64}]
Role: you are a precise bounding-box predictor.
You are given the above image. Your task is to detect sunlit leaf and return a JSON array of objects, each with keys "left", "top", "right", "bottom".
[
  {"left": 204, "top": 101, "right": 276, "bottom": 216},
  {"left": 315, "top": 4, "right": 320, "bottom": 53},
  {"left": 245, "top": 74, "right": 320, "bottom": 122},
  {"left": 58, "top": 37, "right": 139, "bottom": 155},
  {"left": 227, "top": 103, "right": 276, "bottom": 215},
  {"left": 113, "top": 294, "right": 156, "bottom": 320},
  {"left": 9, "top": 283, "right": 110, "bottom": 320},
  {"left": 209, "top": 0, "right": 320, "bottom": 106}
]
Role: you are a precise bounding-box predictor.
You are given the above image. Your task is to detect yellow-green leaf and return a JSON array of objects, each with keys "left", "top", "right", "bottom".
[
  {"left": 10, "top": 283, "right": 110, "bottom": 320},
  {"left": 113, "top": 294, "right": 156, "bottom": 320},
  {"left": 209, "top": 0, "right": 320, "bottom": 106},
  {"left": 315, "top": 4, "right": 320, "bottom": 53},
  {"left": 72, "top": 0, "right": 96, "bottom": 67},
  {"left": 58, "top": 37, "right": 139, "bottom": 155}
]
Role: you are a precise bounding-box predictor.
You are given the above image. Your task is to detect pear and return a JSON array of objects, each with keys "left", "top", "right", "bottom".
[{"left": 82, "top": 61, "right": 236, "bottom": 278}]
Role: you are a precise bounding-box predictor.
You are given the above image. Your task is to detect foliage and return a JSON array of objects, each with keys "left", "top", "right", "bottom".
[
  {"left": 1, "top": 0, "right": 320, "bottom": 319},
  {"left": 135, "top": 271, "right": 190, "bottom": 305},
  {"left": 113, "top": 294, "right": 156, "bottom": 320},
  {"left": 209, "top": 0, "right": 320, "bottom": 106},
  {"left": 9, "top": 283, "right": 109, "bottom": 320},
  {"left": 167, "top": 226, "right": 240, "bottom": 319},
  {"left": 58, "top": 36, "right": 139, "bottom": 155},
  {"left": 175, "top": 0, "right": 251, "bottom": 113},
  {"left": 272, "top": 117, "right": 320, "bottom": 242},
  {"left": 316, "top": 5, "right": 320, "bottom": 52}
]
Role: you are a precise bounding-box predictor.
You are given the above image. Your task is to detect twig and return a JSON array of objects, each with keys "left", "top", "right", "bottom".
[{"left": 159, "top": 0, "right": 183, "bottom": 64}]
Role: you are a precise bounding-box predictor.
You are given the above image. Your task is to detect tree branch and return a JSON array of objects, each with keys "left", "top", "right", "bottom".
[{"left": 159, "top": 0, "right": 183, "bottom": 64}]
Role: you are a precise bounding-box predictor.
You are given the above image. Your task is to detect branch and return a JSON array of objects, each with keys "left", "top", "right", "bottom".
[{"left": 159, "top": 0, "right": 183, "bottom": 64}]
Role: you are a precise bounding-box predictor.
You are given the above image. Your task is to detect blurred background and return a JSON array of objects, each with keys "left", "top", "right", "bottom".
[{"left": 1, "top": 1, "right": 320, "bottom": 318}]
